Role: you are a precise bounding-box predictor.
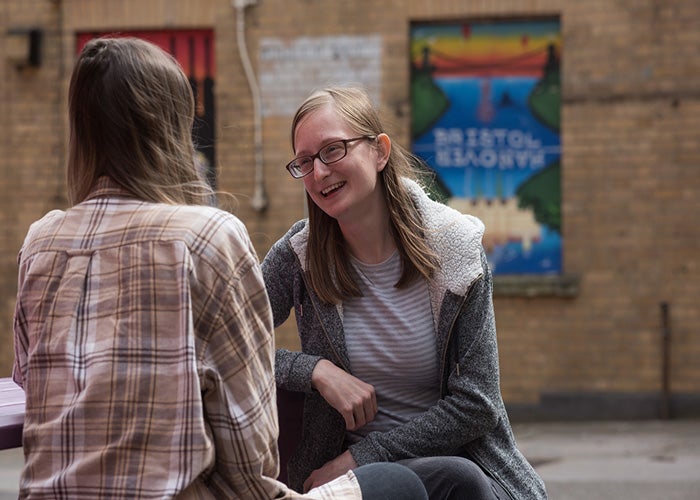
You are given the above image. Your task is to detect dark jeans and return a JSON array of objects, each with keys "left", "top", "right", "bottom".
[
  {"left": 354, "top": 462, "right": 429, "bottom": 500},
  {"left": 398, "top": 456, "right": 510, "bottom": 500}
]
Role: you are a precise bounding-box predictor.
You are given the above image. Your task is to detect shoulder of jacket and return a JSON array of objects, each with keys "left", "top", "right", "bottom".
[
  {"left": 284, "top": 219, "right": 309, "bottom": 269},
  {"left": 404, "top": 178, "right": 486, "bottom": 295}
]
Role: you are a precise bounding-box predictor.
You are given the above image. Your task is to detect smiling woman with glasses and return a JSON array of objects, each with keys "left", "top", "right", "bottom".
[
  {"left": 262, "top": 85, "right": 547, "bottom": 500},
  {"left": 286, "top": 135, "right": 376, "bottom": 178}
]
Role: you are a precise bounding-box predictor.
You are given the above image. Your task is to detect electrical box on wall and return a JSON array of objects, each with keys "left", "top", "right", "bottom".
[{"left": 6, "top": 28, "right": 42, "bottom": 68}]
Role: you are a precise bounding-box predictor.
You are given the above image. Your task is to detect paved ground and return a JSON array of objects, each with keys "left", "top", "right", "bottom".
[
  {"left": 513, "top": 419, "right": 700, "bottom": 500},
  {"left": 1, "top": 418, "right": 699, "bottom": 499},
  {"left": 0, "top": 446, "right": 21, "bottom": 500}
]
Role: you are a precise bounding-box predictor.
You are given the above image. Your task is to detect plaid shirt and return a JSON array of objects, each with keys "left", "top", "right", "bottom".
[{"left": 13, "top": 177, "right": 360, "bottom": 499}]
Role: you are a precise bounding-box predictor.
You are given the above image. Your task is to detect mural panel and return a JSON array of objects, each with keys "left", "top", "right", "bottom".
[
  {"left": 76, "top": 30, "right": 217, "bottom": 188},
  {"left": 411, "top": 20, "right": 561, "bottom": 275}
]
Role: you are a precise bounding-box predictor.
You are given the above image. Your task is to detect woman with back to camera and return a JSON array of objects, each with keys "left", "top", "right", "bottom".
[
  {"left": 12, "top": 38, "right": 426, "bottom": 500},
  {"left": 263, "top": 85, "right": 547, "bottom": 499}
]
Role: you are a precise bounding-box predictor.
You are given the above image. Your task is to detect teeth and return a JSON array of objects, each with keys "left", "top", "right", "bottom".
[{"left": 322, "top": 182, "right": 344, "bottom": 196}]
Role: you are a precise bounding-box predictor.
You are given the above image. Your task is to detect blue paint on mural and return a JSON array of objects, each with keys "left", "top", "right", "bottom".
[{"left": 413, "top": 77, "right": 560, "bottom": 199}]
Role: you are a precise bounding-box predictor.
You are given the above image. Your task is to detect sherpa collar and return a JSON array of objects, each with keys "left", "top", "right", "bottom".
[{"left": 288, "top": 177, "right": 485, "bottom": 298}]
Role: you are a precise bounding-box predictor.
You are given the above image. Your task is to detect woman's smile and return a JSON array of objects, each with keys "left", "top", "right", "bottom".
[{"left": 321, "top": 181, "right": 346, "bottom": 197}]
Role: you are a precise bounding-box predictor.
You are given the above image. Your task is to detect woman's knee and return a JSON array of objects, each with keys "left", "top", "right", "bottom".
[
  {"left": 399, "top": 456, "right": 495, "bottom": 500},
  {"left": 354, "top": 462, "right": 428, "bottom": 500}
]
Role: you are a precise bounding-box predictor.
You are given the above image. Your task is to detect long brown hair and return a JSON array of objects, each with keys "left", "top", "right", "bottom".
[
  {"left": 67, "top": 37, "right": 213, "bottom": 206},
  {"left": 291, "top": 86, "right": 440, "bottom": 304}
]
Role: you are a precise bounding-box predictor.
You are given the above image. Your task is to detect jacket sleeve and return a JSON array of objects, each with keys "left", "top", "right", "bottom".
[
  {"left": 12, "top": 214, "right": 62, "bottom": 388},
  {"left": 261, "top": 232, "right": 296, "bottom": 328},
  {"left": 261, "top": 225, "right": 323, "bottom": 393},
  {"left": 348, "top": 252, "right": 503, "bottom": 463}
]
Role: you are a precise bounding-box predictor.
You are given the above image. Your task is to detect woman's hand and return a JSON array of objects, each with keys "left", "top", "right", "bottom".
[
  {"left": 303, "top": 450, "right": 358, "bottom": 492},
  {"left": 311, "top": 359, "right": 377, "bottom": 430}
]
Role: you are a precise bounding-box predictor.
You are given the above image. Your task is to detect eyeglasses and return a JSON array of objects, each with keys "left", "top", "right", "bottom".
[{"left": 285, "top": 135, "right": 376, "bottom": 179}]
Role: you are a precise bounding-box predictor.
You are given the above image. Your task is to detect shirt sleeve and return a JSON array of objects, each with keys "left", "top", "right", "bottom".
[
  {"left": 12, "top": 247, "right": 28, "bottom": 388},
  {"left": 191, "top": 216, "right": 286, "bottom": 498},
  {"left": 304, "top": 470, "right": 361, "bottom": 500},
  {"left": 194, "top": 216, "right": 361, "bottom": 499}
]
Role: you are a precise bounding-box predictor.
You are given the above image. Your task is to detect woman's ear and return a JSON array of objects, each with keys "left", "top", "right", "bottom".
[{"left": 375, "top": 133, "right": 391, "bottom": 172}]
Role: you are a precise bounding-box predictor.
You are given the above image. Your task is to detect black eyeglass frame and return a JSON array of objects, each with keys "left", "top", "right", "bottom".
[{"left": 285, "top": 135, "right": 376, "bottom": 179}]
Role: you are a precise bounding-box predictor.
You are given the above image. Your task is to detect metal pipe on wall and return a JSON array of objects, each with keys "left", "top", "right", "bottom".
[
  {"left": 52, "top": 0, "right": 68, "bottom": 206},
  {"left": 233, "top": 0, "right": 268, "bottom": 212},
  {"left": 660, "top": 302, "right": 672, "bottom": 419}
]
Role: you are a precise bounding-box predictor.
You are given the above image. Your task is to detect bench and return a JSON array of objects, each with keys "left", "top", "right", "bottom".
[
  {"left": 276, "top": 387, "right": 304, "bottom": 485},
  {"left": 0, "top": 377, "right": 25, "bottom": 450}
]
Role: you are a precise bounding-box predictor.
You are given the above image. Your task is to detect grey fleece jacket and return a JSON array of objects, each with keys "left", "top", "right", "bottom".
[{"left": 262, "top": 179, "right": 547, "bottom": 499}]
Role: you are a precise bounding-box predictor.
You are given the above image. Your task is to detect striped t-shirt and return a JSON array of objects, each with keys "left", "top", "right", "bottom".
[{"left": 344, "top": 251, "right": 440, "bottom": 443}]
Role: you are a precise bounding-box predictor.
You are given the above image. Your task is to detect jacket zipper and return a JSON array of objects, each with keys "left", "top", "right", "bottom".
[
  {"left": 438, "top": 273, "right": 517, "bottom": 500},
  {"left": 439, "top": 273, "right": 482, "bottom": 397},
  {"left": 308, "top": 292, "right": 349, "bottom": 372}
]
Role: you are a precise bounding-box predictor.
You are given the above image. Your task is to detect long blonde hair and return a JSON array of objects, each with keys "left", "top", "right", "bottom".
[
  {"left": 291, "top": 86, "right": 440, "bottom": 304},
  {"left": 67, "top": 37, "right": 213, "bottom": 206}
]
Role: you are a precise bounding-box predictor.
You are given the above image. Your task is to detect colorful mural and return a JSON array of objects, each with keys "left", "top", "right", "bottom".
[
  {"left": 76, "top": 30, "right": 217, "bottom": 188},
  {"left": 411, "top": 20, "right": 561, "bottom": 275}
]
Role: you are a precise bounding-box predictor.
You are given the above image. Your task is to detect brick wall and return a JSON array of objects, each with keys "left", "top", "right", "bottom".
[{"left": 1, "top": 0, "right": 698, "bottom": 418}]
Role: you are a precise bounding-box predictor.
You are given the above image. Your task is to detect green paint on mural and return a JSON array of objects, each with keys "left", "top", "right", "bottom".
[{"left": 516, "top": 160, "right": 561, "bottom": 233}]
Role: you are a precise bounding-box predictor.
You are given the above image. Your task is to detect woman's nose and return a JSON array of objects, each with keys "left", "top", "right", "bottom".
[{"left": 312, "top": 157, "right": 331, "bottom": 179}]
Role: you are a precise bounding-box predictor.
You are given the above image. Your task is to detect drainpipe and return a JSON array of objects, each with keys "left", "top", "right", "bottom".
[
  {"left": 52, "top": 0, "right": 67, "bottom": 206},
  {"left": 232, "top": 0, "right": 268, "bottom": 211},
  {"left": 659, "top": 302, "right": 672, "bottom": 419}
]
